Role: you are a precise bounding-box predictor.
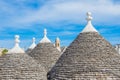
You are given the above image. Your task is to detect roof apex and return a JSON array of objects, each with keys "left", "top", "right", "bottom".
[
  {"left": 40, "top": 29, "right": 51, "bottom": 43},
  {"left": 81, "top": 12, "right": 98, "bottom": 33},
  {"left": 29, "top": 37, "right": 36, "bottom": 49},
  {"left": 8, "top": 35, "right": 25, "bottom": 54}
]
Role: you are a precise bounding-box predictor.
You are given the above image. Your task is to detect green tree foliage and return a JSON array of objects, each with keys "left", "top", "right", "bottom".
[{"left": 2, "top": 49, "right": 8, "bottom": 55}]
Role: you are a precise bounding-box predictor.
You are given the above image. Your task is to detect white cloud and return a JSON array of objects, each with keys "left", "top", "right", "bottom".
[
  {"left": 0, "top": 0, "right": 120, "bottom": 29},
  {"left": 15, "top": 0, "right": 120, "bottom": 24}
]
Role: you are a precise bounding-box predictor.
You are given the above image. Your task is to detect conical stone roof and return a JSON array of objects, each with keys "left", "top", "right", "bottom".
[
  {"left": 0, "top": 53, "right": 47, "bottom": 80},
  {"left": 28, "top": 29, "right": 61, "bottom": 72},
  {"left": 0, "top": 35, "right": 47, "bottom": 80},
  {"left": 48, "top": 12, "right": 120, "bottom": 80}
]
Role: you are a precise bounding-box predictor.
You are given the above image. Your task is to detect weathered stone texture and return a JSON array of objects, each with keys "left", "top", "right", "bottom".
[
  {"left": 0, "top": 53, "right": 47, "bottom": 80},
  {"left": 26, "top": 49, "right": 32, "bottom": 53},
  {"left": 28, "top": 43, "right": 61, "bottom": 72},
  {"left": 48, "top": 32, "right": 120, "bottom": 80}
]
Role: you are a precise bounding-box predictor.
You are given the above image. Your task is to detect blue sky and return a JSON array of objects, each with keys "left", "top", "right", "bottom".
[{"left": 0, "top": 0, "right": 120, "bottom": 49}]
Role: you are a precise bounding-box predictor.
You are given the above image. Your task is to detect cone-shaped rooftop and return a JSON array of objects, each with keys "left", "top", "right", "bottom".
[
  {"left": 40, "top": 29, "right": 51, "bottom": 43},
  {"left": 0, "top": 36, "right": 47, "bottom": 79},
  {"left": 28, "top": 29, "right": 61, "bottom": 72},
  {"left": 0, "top": 54, "right": 47, "bottom": 80},
  {"left": 8, "top": 35, "right": 25, "bottom": 54},
  {"left": 48, "top": 12, "right": 120, "bottom": 80}
]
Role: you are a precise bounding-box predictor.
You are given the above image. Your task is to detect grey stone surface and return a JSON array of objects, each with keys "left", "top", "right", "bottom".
[
  {"left": 28, "top": 43, "right": 61, "bottom": 72},
  {"left": 61, "top": 46, "right": 67, "bottom": 53},
  {"left": 0, "top": 53, "right": 47, "bottom": 80},
  {"left": 48, "top": 32, "right": 120, "bottom": 80},
  {"left": 26, "top": 49, "right": 32, "bottom": 53}
]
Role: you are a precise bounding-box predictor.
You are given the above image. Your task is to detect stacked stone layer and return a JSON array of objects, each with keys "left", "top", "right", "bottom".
[
  {"left": 28, "top": 43, "right": 61, "bottom": 72},
  {"left": 0, "top": 53, "right": 47, "bottom": 80},
  {"left": 48, "top": 32, "right": 120, "bottom": 80}
]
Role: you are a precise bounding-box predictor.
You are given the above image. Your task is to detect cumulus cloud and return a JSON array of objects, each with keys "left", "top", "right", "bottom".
[
  {"left": 14, "top": 0, "right": 120, "bottom": 25},
  {"left": 0, "top": 0, "right": 120, "bottom": 29}
]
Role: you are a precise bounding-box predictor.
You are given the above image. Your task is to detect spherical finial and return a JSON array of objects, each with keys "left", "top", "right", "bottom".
[
  {"left": 32, "top": 37, "right": 36, "bottom": 43},
  {"left": 44, "top": 28, "right": 47, "bottom": 36},
  {"left": 86, "top": 12, "right": 93, "bottom": 21},
  {"left": 15, "top": 35, "right": 20, "bottom": 44},
  {"left": 87, "top": 12, "right": 92, "bottom": 16},
  {"left": 15, "top": 35, "right": 19, "bottom": 39}
]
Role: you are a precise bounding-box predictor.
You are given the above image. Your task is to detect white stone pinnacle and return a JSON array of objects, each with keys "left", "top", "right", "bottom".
[
  {"left": 8, "top": 35, "right": 25, "bottom": 54},
  {"left": 44, "top": 29, "right": 47, "bottom": 37},
  {"left": 15, "top": 35, "right": 20, "bottom": 46},
  {"left": 40, "top": 29, "right": 51, "bottom": 43},
  {"left": 32, "top": 37, "right": 36, "bottom": 43},
  {"left": 86, "top": 12, "right": 92, "bottom": 21},
  {"left": 81, "top": 12, "right": 98, "bottom": 33},
  {"left": 29, "top": 37, "right": 36, "bottom": 49}
]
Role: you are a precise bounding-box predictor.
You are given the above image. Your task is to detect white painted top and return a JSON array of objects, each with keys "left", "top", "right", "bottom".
[
  {"left": 81, "top": 12, "right": 98, "bottom": 33},
  {"left": 8, "top": 35, "right": 25, "bottom": 54},
  {"left": 29, "top": 37, "right": 36, "bottom": 49},
  {"left": 40, "top": 29, "right": 51, "bottom": 43}
]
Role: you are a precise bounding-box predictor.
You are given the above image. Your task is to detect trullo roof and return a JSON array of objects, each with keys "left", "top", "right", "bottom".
[
  {"left": 0, "top": 54, "right": 47, "bottom": 80},
  {"left": 28, "top": 29, "right": 61, "bottom": 72},
  {"left": 0, "top": 35, "right": 47, "bottom": 80},
  {"left": 48, "top": 12, "right": 120, "bottom": 80}
]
